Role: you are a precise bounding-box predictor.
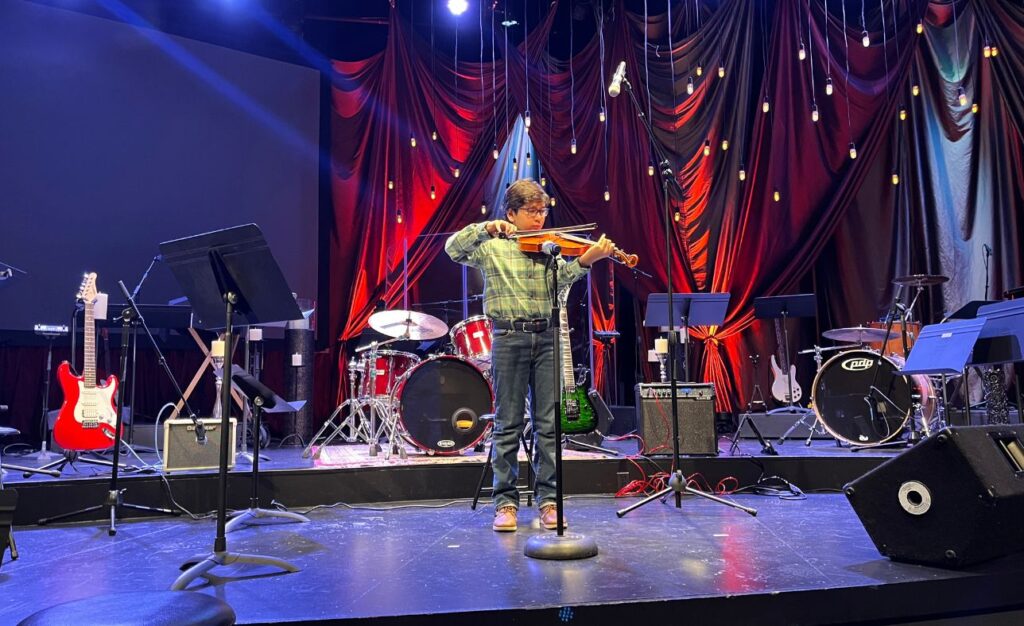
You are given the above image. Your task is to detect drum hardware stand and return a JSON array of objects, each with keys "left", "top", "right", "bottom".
[
  {"left": 39, "top": 283, "right": 181, "bottom": 533},
  {"left": 164, "top": 225, "right": 302, "bottom": 590},
  {"left": 612, "top": 69, "right": 755, "bottom": 524},
  {"left": 226, "top": 372, "right": 309, "bottom": 533}
]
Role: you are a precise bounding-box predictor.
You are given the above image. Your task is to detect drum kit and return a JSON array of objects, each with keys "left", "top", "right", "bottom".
[
  {"left": 304, "top": 309, "right": 495, "bottom": 460},
  {"left": 790, "top": 274, "right": 950, "bottom": 448}
]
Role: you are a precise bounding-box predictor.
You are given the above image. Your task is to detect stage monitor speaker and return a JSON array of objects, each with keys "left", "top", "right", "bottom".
[
  {"left": 163, "top": 418, "right": 237, "bottom": 473},
  {"left": 845, "top": 425, "right": 1024, "bottom": 568},
  {"left": 635, "top": 383, "right": 718, "bottom": 456},
  {"left": 0, "top": 489, "right": 16, "bottom": 569}
]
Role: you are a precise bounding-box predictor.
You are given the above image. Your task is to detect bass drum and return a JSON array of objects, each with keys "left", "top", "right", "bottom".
[
  {"left": 812, "top": 349, "right": 935, "bottom": 446},
  {"left": 393, "top": 356, "right": 492, "bottom": 455}
]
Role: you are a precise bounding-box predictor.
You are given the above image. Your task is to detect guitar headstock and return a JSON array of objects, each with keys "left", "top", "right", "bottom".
[{"left": 77, "top": 272, "right": 98, "bottom": 304}]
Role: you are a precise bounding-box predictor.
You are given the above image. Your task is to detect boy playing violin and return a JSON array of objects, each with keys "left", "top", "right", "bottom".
[{"left": 445, "top": 178, "right": 614, "bottom": 531}]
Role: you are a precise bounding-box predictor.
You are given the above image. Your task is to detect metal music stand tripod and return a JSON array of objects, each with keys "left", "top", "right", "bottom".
[
  {"left": 161, "top": 224, "right": 304, "bottom": 590},
  {"left": 226, "top": 372, "right": 309, "bottom": 532},
  {"left": 617, "top": 292, "right": 757, "bottom": 518}
]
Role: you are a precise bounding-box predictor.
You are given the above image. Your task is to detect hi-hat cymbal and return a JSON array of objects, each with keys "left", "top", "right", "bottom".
[
  {"left": 822, "top": 325, "right": 898, "bottom": 343},
  {"left": 893, "top": 274, "right": 949, "bottom": 287},
  {"left": 369, "top": 309, "right": 448, "bottom": 340}
]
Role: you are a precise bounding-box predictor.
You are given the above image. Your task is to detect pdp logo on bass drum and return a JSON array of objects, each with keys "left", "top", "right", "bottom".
[{"left": 841, "top": 358, "right": 875, "bottom": 372}]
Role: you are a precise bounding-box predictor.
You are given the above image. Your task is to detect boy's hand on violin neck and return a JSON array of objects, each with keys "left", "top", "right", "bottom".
[
  {"left": 486, "top": 220, "right": 517, "bottom": 238},
  {"left": 579, "top": 234, "right": 615, "bottom": 267}
]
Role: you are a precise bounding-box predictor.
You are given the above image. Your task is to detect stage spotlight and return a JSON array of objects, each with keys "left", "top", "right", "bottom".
[{"left": 447, "top": 0, "right": 468, "bottom": 16}]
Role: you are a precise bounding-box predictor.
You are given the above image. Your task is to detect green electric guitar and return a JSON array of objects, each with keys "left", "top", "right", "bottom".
[{"left": 557, "top": 286, "right": 597, "bottom": 434}]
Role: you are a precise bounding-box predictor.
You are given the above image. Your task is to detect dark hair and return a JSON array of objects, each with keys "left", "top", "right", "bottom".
[{"left": 502, "top": 178, "right": 549, "bottom": 218}]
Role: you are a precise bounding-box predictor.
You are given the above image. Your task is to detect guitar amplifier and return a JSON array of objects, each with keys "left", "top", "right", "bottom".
[
  {"left": 163, "top": 418, "right": 236, "bottom": 473},
  {"left": 635, "top": 383, "right": 718, "bottom": 456}
]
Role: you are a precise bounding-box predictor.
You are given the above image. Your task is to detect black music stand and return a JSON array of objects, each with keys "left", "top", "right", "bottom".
[
  {"left": 617, "top": 292, "right": 756, "bottom": 519},
  {"left": 226, "top": 372, "right": 309, "bottom": 532},
  {"left": 161, "top": 224, "right": 303, "bottom": 591}
]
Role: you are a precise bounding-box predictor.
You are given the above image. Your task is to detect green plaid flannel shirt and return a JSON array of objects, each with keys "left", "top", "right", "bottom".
[{"left": 445, "top": 222, "right": 589, "bottom": 320}]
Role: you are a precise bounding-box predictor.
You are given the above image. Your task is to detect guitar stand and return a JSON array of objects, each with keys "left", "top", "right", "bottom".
[
  {"left": 563, "top": 435, "right": 619, "bottom": 456},
  {"left": 26, "top": 450, "right": 130, "bottom": 479},
  {"left": 729, "top": 413, "right": 777, "bottom": 456}
]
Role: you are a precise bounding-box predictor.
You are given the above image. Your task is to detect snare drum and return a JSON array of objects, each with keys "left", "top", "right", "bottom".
[
  {"left": 449, "top": 315, "right": 493, "bottom": 364},
  {"left": 812, "top": 349, "right": 936, "bottom": 445},
  {"left": 391, "top": 356, "right": 492, "bottom": 455},
  {"left": 360, "top": 350, "right": 420, "bottom": 398}
]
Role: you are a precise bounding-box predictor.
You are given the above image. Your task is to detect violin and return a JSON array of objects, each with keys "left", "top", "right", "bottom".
[{"left": 512, "top": 229, "right": 639, "bottom": 268}]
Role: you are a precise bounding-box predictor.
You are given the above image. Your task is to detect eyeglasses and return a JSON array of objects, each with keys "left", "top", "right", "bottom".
[{"left": 519, "top": 208, "right": 549, "bottom": 217}]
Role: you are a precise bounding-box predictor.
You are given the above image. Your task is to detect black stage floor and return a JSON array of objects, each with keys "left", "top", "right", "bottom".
[{"left": 3, "top": 494, "right": 1024, "bottom": 625}]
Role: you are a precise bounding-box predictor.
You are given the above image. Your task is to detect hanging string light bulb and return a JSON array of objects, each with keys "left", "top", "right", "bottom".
[
  {"left": 773, "top": 188, "right": 781, "bottom": 202},
  {"left": 430, "top": 184, "right": 436, "bottom": 200},
  {"left": 570, "top": 138, "right": 577, "bottom": 155},
  {"left": 957, "top": 86, "right": 967, "bottom": 106},
  {"left": 861, "top": 31, "right": 870, "bottom": 47},
  {"left": 540, "top": 175, "right": 547, "bottom": 187},
  {"left": 512, "top": 157, "right": 518, "bottom": 172},
  {"left": 410, "top": 134, "right": 417, "bottom": 148},
  {"left": 811, "top": 104, "right": 820, "bottom": 122},
  {"left": 798, "top": 41, "right": 807, "bottom": 61},
  {"left": 525, "top": 152, "right": 532, "bottom": 167},
  {"left": 899, "top": 106, "right": 907, "bottom": 121},
  {"left": 762, "top": 97, "right": 771, "bottom": 113},
  {"left": 431, "top": 130, "right": 438, "bottom": 141},
  {"left": 738, "top": 165, "right": 746, "bottom": 181},
  {"left": 603, "top": 187, "right": 610, "bottom": 202},
  {"left": 481, "top": 202, "right": 487, "bottom": 215},
  {"left": 703, "top": 139, "right": 711, "bottom": 157},
  {"left": 397, "top": 209, "right": 404, "bottom": 224},
  {"left": 916, "top": 20, "right": 924, "bottom": 35},
  {"left": 454, "top": 167, "right": 461, "bottom": 178},
  {"left": 687, "top": 76, "right": 694, "bottom": 95},
  {"left": 971, "top": 102, "right": 979, "bottom": 114},
  {"left": 648, "top": 161, "right": 655, "bottom": 177},
  {"left": 524, "top": 110, "right": 532, "bottom": 130},
  {"left": 825, "top": 77, "right": 834, "bottom": 96},
  {"left": 912, "top": 84, "right": 920, "bottom": 97},
  {"left": 387, "top": 180, "right": 394, "bottom": 190},
  {"left": 696, "top": 64, "right": 703, "bottom": 77},
  {"left": 599, "top": 107, "right": 606, "bottom": 123},
  {"left": 674, "top": 210, "right": 681, "bottom": 222},
  {"left": 492, "top": 144, "right": 499, "bottom": 160},
  {"left": 550, "top": 196, "right": 556, "bottom": 207},
  {"left": 848, "top": 142, "right": 858, "bottom": 160},
  {"left": 983, "top": 43, "right": 992, "bottom": 58},
  {"left": 991, "top": 45, "right": 999, "bottom": 57},
  {"left": 718, "top": 65, "right": 725, "bottom": 78},
  {"left": 721, "top": 139, "right": 729, "bottom": 151},
  {"left": 891, "top": 173, "right": 900, "bottom": 185}
]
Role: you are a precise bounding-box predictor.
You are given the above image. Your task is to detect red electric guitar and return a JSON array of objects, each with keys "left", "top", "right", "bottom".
[{"left": 52, "top": 273, "right": 121, "bottom": 451}]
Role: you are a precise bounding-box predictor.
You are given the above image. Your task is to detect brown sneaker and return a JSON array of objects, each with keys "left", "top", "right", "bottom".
[
  {"left": 539, "top": 504, "right": 567, "bottom": 531},
  {"left": 492, "top": 505, "right": 518, "bottom": 532}
]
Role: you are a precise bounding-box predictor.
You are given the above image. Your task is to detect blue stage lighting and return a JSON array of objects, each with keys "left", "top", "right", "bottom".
[{"left": 447, "top": 0, "right": 468, "bottom": 16}]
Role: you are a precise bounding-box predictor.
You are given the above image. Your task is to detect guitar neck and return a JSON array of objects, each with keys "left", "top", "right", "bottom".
[
  {"left": 83, "top": 300, "right": 96, "bottom": 389},
  {"left": 558, "top": 288, "right": 575, "bottom": 392},
  {"left": 773, "top": 318, "right": 789, "bottom": 371}
]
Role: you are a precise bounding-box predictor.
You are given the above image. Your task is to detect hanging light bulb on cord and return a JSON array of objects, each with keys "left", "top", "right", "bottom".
[
  {"left": 848, "top": 142, "right": 858, "bottom": 160},
  {"left": 957, "top": 86, "right": 968, "bottom": 107},
  {"left": 703, "top": 139, "right": 711, "bottom": 157},
  {"left": 861, "top": 31, "right": 870, "bottom": 47},
  {"left": 762, "top": 97, "right": 771, "bottom": 114},
  {"left": 524, "top": 110, "right": 531, "bottom": 130},
  {"left": 825, "top": 77, "right": 834, "bottom": 96},
  {"left": 687, "top": 77, "right": 694, "bottom": 95},
  {"left": 739, "top": 165, "right": 746, "bottom": 182},
  {"left": 603, "top": 187, "right": 610, "bottom": 202},
  {"left": 570, "top": 138, "right": 577, "bottom": 155},
  {"left": 798, "top": 41, "right": 806, "bottom": 61},
  {"left": 492, "top": 144, "right": 499, "bottom": 160},
  {"left": 811, "top": 104, "right": 819, "bottom": 123}
]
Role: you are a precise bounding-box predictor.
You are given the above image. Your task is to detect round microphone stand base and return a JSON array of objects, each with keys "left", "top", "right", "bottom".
[{"left": 524, "top": 532, "right": 598, "bottom": 561}]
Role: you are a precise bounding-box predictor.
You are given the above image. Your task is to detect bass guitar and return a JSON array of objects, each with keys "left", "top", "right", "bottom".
[
  {"left": 52, "top": 273, "right": 121, "bottom": 451},
  {"left": 769, "top": 318, "right": 802, "bottom": 404},
  {"left": 557, "top": 285, "right": 597, "bottom": 434}
]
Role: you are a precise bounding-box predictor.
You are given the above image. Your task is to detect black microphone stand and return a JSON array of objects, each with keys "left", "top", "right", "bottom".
[
  {"left": 38, "top": 281, "right": 181, "bottom": 534},
  {"left": 125, "top": 255, "right": 161, "bottom": 451},
  {"left": 525, "top": 245, "right": 598, "bottom": 560},
  {"left": 613, "top": 72, "right": 756, "bottom": 519}
]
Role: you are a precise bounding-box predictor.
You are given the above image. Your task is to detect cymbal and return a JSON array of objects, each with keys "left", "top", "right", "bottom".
[
  {"left": 369, "top": 310, "right": 448, "bottom": 340},
  {"left": 892, "top": 274, "right": 949, "bottom": 287},
  {"left": 822, "top": 325, "right": 898, "bottom": 343}
]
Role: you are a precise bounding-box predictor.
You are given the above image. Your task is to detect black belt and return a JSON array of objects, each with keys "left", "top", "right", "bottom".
[{"left": 490, "top": 318, "right": 555, "bottom": 333}]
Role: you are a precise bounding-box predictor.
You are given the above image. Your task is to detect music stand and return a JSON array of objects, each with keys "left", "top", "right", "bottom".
[
  {"left": 161, "top": 224, "right": 303, "bottom": 591},
  {"left": 617, "top": 292, "right": 756, "bottom": 519},
  {"left": 226, "top": 372, "right": 309, "bottom": 533}
]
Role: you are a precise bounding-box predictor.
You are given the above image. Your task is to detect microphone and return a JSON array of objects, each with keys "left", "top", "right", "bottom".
[
  {"left": 540, "top": 241, "right": 561, "bottom": 257},
  {"left": 983, "top": 243, "right": 992, "bottom": 256},
  {"left": 194, "top": 419, "right": 207, "bottom": 445},
  {"left": 608, "top": 60, "right": 626, "bottom": 98}
]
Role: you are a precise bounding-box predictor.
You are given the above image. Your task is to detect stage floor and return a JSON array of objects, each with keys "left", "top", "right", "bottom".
[{"left": 3, "top": 493, "right": 1024, "bottom": 625}]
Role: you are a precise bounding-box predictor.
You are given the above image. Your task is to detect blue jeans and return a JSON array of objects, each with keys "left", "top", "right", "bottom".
[{"left": 489, "top": 326, "right": 557, "bottom": 510}]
